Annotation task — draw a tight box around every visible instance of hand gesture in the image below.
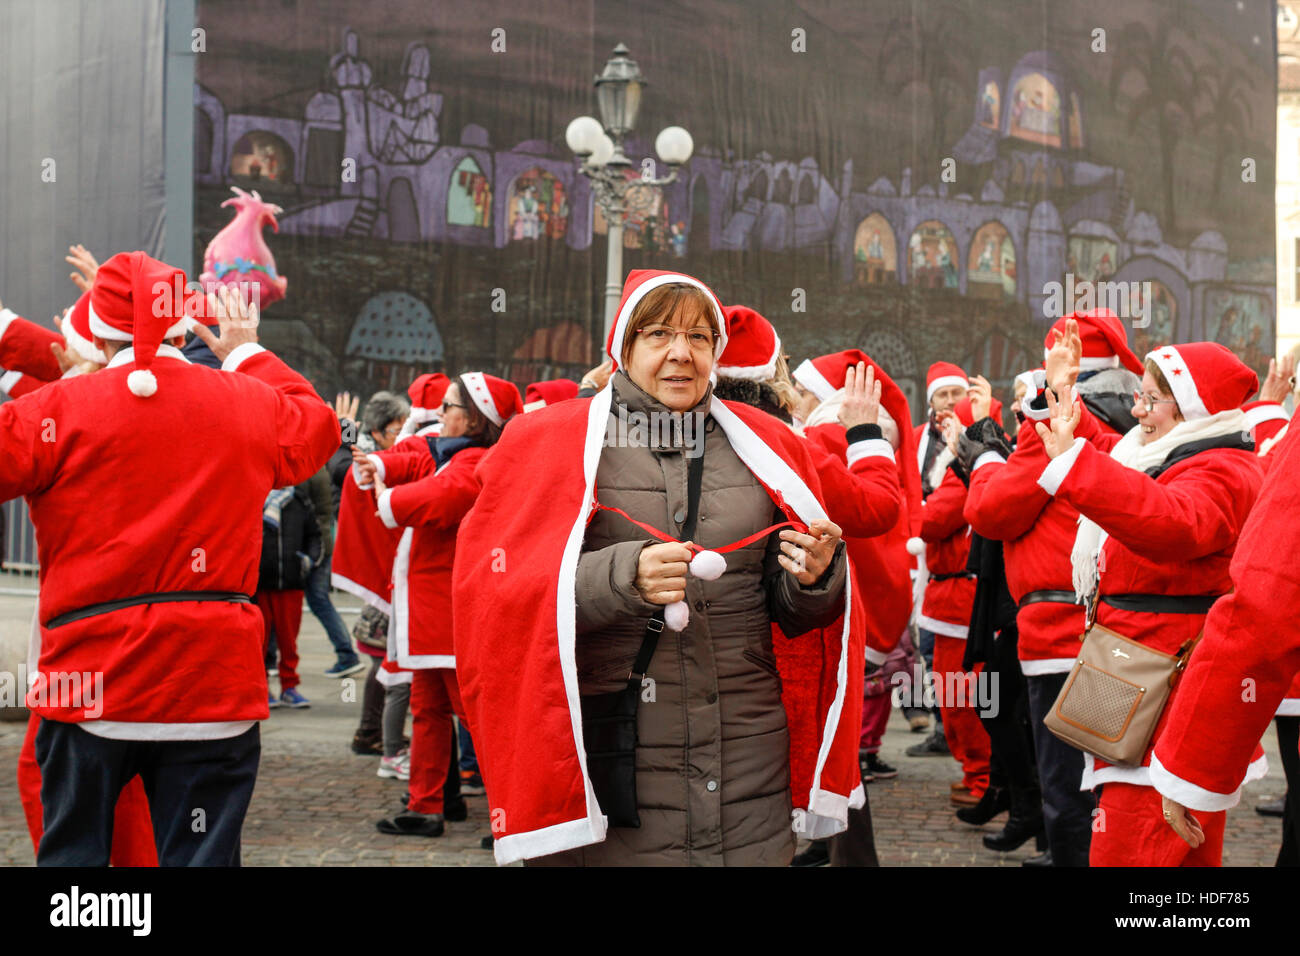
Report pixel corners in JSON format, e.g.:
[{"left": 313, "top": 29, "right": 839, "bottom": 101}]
[
  {"left": 778, "top": 518, "right": 842, "bottom": 586},
  {"left": 581, "top": 358, "right": 614, "bottom": 391},
  {"left": 1045, "top": 317, "right": 1082, "bottom": 398},
  {"left": 838, "top": 361, "right": 881, "bottom": 429},
  {"left": 1033, "top": 384, "right": 1081, "bottom": 459},
  {"left": 1161, "top": 795, "right": 1205, "bottom": 849},
  {"left": 635, "top": 540, "right": 693, "bottom": 605},
  {"left": 942, "top": 412, "right": 963, "bottom": 455},
  {"left": 968, "top": 374, "right": 993, "bottom": 421},
  {"left": 66, "top": 244, "right": 100, "bottom": 294},
  {"left": 191, "top": 285, "right": 260, "bottom": 362},
  {"left": 351, "top": 445, "right": 378, "bottom": 486},
  {"left": 1259, "top": 353, "right": 1297, "bottom": 404},
  {"left": 50, "top": 310, "right": 103, "bottom": 375},
  {"left": 335, "top": 391, "right": 360, "bottom": 422}
]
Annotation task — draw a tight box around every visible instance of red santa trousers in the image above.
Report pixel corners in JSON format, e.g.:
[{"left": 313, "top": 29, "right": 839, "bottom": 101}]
[
  {"left": 859, "top": 691, "right": 893, "bottom": 753},
  {"left": 1090, "top": 782, "right": 1225, "bottom": 867},
  {"left": 409, "top": 668, "right": 467, "bottom": 815},
  {"left": 933, "top": 634, "right": 990, "bottom": 795},
  {"left": 18, "top": 712, "right": 158, "bottom": 865},
  {"left": 256, "top": 590, "right": 303, "bottom": 690}
]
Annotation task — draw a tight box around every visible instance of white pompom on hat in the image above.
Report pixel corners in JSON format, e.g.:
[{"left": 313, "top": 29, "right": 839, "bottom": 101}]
[{"left": 89, "top": 251, "right": 191, "bottom": 398}]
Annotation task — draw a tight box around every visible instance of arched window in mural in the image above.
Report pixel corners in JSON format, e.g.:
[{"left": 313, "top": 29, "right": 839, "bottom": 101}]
[
  {"left": 447, "top": 156, "right": 492, "bottom": 227},
  {"left": 908, "top": 220, "right": 959, "bottom": 290},
  {"left": 230, "top": 130, "right": 295, "bottom": 184},
  {"left": 508, "top": 168, "right": 568, "bottom": 241},
  {"left": 1205, "top": 288, "right": 1271, "bottom": 378},
  {"left": 771, "top": 168, "right": 793, "bottom": 204},
  {"left": 967, "top": 222, "right": 1016, "bottom": 299},
  {"left": 742, "top": 169, "right": 769, "bottom": 203},
  {"left": 1068, "top": 92, "right": 1085, "bottom": 149},
  {"left": 594, "top": 170, "right": 670, "bottom": 251},
  {"left": 978, "top": 81, "right": 1000, "bottom": 129},
  {"left": 797, "top": 175, "right": 816, "bottom": 205},
  {"left": 853, "top": 213, "right": 897, "bottom": 285},
  {"left": 1011, "top": 158, "right": 1026, "bottom": 185},
  {"left": 1007, "top": 72, "right": 1062, "bottom": 148},
  {"left": 1051, "top": 164, "right": 1066, "bottom": 189},
  {"left": 1066, "top": 235, "right": 1118, "bottom": 283},
  {"left": 1030, "top": 158, "right": 1047, "bottom": 188},
  {"left": 1131, "top": 280, "right": 1179, "bottom": 361}
]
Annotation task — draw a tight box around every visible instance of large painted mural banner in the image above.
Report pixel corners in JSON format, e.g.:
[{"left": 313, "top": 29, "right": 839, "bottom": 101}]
[{"left": 193, "top": 0, "right": 1277, "bottom": 416}]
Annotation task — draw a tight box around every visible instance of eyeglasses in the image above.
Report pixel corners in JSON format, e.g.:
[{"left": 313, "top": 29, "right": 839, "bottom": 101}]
[
  {"left": 633, "top": 325, "right": 717, "bottom": 352},
  {"left": 383, "top": 423, "right": 403, "bottom": 435},
  {"left": 1132, "top": 390, "right": 1178, "bottom": 414},
  {"left": 440, "top": 400, "right": 468, "bottom": 413}
]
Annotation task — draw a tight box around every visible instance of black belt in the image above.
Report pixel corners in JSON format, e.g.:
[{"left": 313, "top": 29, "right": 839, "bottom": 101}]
[
  {"left": 1100, "top": 593, "right": 1219, "bottom": 615},
  {"left": 1018, "top": 589, "right": 1080, "bottom": 609},
  {"left": 931, "top": 571, "right": 976, "bottom": 582},
  {"left": 45, "top": 591, "right": 254, "bottom": 629}
]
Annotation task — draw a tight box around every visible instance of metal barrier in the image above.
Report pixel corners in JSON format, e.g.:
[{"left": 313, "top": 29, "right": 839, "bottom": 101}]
[{"left": 2, "top": 498, "right": 38, "bottom": 574}]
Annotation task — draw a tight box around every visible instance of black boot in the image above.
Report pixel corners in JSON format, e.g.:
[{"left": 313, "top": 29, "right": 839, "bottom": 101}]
[
  {"left": 982, "top": 782, "right": 1045, "bottom": 852},
  {"left": 791, "top": 840, "right": 831, "bottom": 867},
  {"left": 956, "top": 785, "right": 1010, "bottom": 826},
  {"left": 1022, "top": 848, "right": 1053, "bottom": 867}
]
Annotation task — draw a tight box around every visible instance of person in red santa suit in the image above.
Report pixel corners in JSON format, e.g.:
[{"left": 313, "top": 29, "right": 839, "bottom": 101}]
[
  {"left": 523, "top": 377, "right": 580, "bottom": 412},
  {"left": 354, "top": 373, "right": 522, "bottom": 837},
  {"left": 452, "top": 270, "right": 861, "bottom": 866},
  {"left": 1034, "top": 335, "right": 1264, "bottom": 866},
  {"left": 915, "top": 393, "right": 1001, "bottom": 808},
  {"left": 0, "top": 252, "right": 337, "bottom": 866},
  {"left": 1153, "top": 424, "right": 1300, "bottom": 860},
  {"left": 963, "top": 310, "right": 1142, "bottom": 866}
]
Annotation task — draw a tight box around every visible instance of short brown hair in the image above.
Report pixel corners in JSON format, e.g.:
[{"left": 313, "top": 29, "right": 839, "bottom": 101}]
[
  {"left": 1144, "top": 357, "right": 1173, "bottom": 397},
  {"left": 620, "top": 283, "right": 719, "bottom": 367},
  {"left": 454, "top": 375, "right": 505, "bottom": 446}
]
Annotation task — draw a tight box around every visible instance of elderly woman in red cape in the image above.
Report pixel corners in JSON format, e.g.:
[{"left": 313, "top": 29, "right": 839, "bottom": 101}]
[{"left": 453, "top": 270, "right": 864, "bottom": 865}]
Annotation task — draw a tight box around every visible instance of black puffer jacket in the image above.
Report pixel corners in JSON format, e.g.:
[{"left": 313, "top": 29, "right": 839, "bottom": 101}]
[{"left": 257, "top": 485, "right": 322, "bottom": 591}]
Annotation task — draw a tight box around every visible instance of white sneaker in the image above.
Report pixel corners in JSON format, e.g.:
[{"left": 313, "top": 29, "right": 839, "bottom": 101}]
[{"left": 377, "top": 754, "right": 410, "bottom": 781}]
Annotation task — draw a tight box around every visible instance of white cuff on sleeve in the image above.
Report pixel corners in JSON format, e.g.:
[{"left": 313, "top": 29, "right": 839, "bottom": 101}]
[
  {"left": 221, "top": 342, "right": 266, "bottom": 372},
  {"left": 1149, "top": 752, "right": 1247, "bottom": 813},
  {"left": 376, "top": 488, "right": 399, "bottom": 529},
  {"left": 369, "top": 454, "right": 385, "bottom": 483},
  {"left": 846, "top": 437, "right": 894, "bottom": 466},
  {"left": 0, "top": 308, "right": 17, "bottom": 340},
  {"left": 0, "top": 370, "right": 21, "bottom": 393},
  {"left": 971, "top": 451, "right": 1005, "bottom": 472},
  {"left": 1036, "top": 437, "right": 1085, "bottom": 496}
]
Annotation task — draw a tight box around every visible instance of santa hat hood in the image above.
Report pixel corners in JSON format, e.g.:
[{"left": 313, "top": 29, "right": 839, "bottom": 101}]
[
  {"left": 1044, "top": 308, "right": 1142, "bottom": 375},
  {"left": 925, "top": 361, "right": 969, "bottom": 404},
  {"left": 1145, "top": 343, "right": 1259, "bottom": 422},
  {"left": 406, "top": 373, "right": 451, "bottom": 426},
  {"left": 717, "top": 305, "right": 781, "bottom": 381},
  {"left": 524, "top": 378, "right": 580, "bottom": 412},
  {"left": 460, "top": 371, "right": 523, "bottom": 426},
  {"left": 63, "top": 292, "right": 108, "bottom": 365},
  {"left": 954, "top": 394, "right": 1005, "bottom": 428},
  {"left": 89, "top": 251, "right": 191, "bottom": 398},
  {"left": 794, "top": 349, "right": 923, "bottom": 538},
  {"left": 605, "top": 270, "right": 728, "bottom": 371}
]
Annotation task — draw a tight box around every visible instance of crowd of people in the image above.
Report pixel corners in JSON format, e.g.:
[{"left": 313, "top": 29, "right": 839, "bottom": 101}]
[{"left": 2, "top": 249, "right": 1299, "bottom": 867}]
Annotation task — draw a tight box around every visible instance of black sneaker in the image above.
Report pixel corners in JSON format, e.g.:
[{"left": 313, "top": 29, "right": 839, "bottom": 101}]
[
  {"left": 480, "top": 835, "right": 494, "bottom": 850},
  {"left": 444, "top": 798, "right": 469, "bottom": 822},
  {"left": 863, "top": 753, "right": 899, "bottom": 779},
  {"left": 905, "top": 730, "right": 950, "bottom": 757}
]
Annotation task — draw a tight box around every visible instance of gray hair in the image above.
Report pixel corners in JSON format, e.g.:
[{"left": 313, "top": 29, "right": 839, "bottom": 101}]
[{"left": 362, "top": 391, "right": 410, "bottom": 434}]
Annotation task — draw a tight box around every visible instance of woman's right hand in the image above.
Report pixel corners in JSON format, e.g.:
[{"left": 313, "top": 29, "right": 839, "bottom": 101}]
[
  {"left": 635, "top": 540, "right": 693, "bottom": 605},
  {"left": 351, "top": 445, "right": 377, "bottom": 486}
]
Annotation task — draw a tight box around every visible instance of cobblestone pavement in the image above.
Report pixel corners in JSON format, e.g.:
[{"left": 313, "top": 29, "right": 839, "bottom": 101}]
[{"left": 0, "top": 584, "right": 1288, "bottom": 866}]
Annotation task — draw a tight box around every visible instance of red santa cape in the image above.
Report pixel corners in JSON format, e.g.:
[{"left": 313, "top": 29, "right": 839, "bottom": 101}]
[{"left": 453, "top": 269, "right": 863, "bottom": 864}]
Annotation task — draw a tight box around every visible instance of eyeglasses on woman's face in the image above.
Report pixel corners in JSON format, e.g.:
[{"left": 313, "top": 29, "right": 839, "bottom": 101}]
[
  {"left": 1131, "top": 390, "right": 1178, "bottom": 415},
  {"left": 633, "top": 325, "right": 717, "bottom": 352},
  {"left": 440, "top": 400, "right": 468, "bottom": 413}
]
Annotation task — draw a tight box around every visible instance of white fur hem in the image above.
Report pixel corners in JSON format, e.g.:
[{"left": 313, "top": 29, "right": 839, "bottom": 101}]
[
  {"left": 972, "top": 451, "right": 1005, "bottom": 472},
  {"left": 493, "top": 815, "right": 608, "bottom": 865},
  {"left": 1276, "top": 698, "right": 1300, "bottom": 717},
  {"left": 0, "top": 370, "right": 22, "bottom": 394},
  {"left": 329, "top": 572, "right": 392, "bottom": 615},
  {"left": 865, "top": 645, "right": 888, "bottom": 666},
  {"left": 1019, "top": 657, "right": 1077, "bottom": 676},
  {"left": 1148, "top": 752, "right": 1270, "bottom": 812},
  {"left": 1244, "top": 403, "right": 1289, "bottom": 429},
  {"left": 377, "top": 488, "right": 399, "bottom": 529},
  {"left": 917, "top": 614, "right": 969, "bottom": 639}
]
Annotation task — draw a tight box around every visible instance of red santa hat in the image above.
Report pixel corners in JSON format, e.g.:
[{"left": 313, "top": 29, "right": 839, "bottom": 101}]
[
  {"left": 89, "top": 252, "right": 191, "bottom": 398},
  {"left": 63, "top": 292, "right": 108, "bottom": 365},
  {"left": 1044, "top": 308, "right": 1142, "bottom": 374},
  {"left": 524, "top": 378, "right": 579, "bottom": 412},
  {"left": 605, "top": 269, "right": 728, "bottom": 371},
  {"left": 1145, "top": 343, "right": 1259, "bottom": 422},
  {"left": 406, "top": 372, "right": 451, "bottom": 426},
  {"left": 925, "top": 361, "right": 969, "bottom": 403},
  {"left": 460, "top": 372, "right": 523, "bottom": 427},
  {"left": 717, "top": 305, "right": 782, "bottom": 381},
  {"left": 953, "top": 394, "right": 1005, "bottom": 428}
]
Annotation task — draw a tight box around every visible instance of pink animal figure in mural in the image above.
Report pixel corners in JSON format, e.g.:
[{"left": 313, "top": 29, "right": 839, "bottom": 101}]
[{"left": 199, "top": 186, "right": 288, "bottom": 309}]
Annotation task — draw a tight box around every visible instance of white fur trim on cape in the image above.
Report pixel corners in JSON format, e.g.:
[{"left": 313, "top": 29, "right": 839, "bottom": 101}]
[
  {"left": 221, "top": 341, "right": 266, "bottom": 372},
  {"left": 375, "top": 666, "right": 413, "bottom": 687},
  {"left": 78, "top": 719, "right": 256, "bottom": 741},
  {"left": 917, "top": 613, "right": 969, "bottom": 640},
  {"left": 972, "top": 451, "right": 1005, "bottom": 472},
  {"left": 927, "top": 446, "right": 955, "bottom": 492},
  {"left": 792, "top": 358, "right": 834, "bottom": 401},
  {"left": 0, "top": 370, "right": 21, "bottom": 394},
  {"left": 1148, "top": 752, "right": 1270, "bottom": 812},
  {"left": 0, "top": 308, "right": 17, "bottom": 341},
  {"left": 865, "top": 645, "right": 888, "bottom": 667},
  {"left": 330, "top": 571, "right": 393, "bottom": 616},
  {"left": 1276, "top": 698, "right": 1300, "bottom": 717},
  {"left": 926, "top": 374, "right": 968, "bottom": 403},
  {"left": 376, "top": 488, "right": 399, "bottom": 529},
  {"left": 915, "top": 424, "right": 933, "bottom": 474},
  {"left": 1260, "top": 422, "right": 1289, "bottom": 457},
  {"left": 1018, "top": 657, "right": 1078, "bottom": 676},
  {"left": 607, "top": 273, "right": 728, "bottom": 371},
  {"left": 1145, "top": 346, "right": 1209, "bottom": 421},
  {"left": 846, "top": 437, "right": 894, "bottom": 466},
  {"left": 390, "top": 524, "right": 455, "bottom": 670}
]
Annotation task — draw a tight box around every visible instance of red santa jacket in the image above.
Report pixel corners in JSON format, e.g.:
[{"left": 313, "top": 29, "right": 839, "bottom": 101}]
[
  {"left": 1251, "top": 412, "right": 1300, "bottom": 713},
  {"left": 374, "top": 439, "right": 487, "bottom": 668},
  {"left": 803, "top": 423, "right": 908, "bottom": 663},
  {"left": 1040, "top": 435, "right": 1264, "bottom": 790},
  {"left": 0, "top": 344, "right": 337, "bottom": 727},
  {"left": 1151, "top": 424, "right": 1300, "bottom": 811},
  {"left": 0, "top": 308, "right": 63, "bottom": 383},
  {"left": 1, "top": 369, "right": 51, "bottom": 399},
  {"left": 453, "top": 390, "right": 864, "bottom": 864},
  {"left": 964, "top": 408, "right": 1122, "bottom": 672},
  {"left": 918, "top": 467, "right": 975, "bottom": 637}
]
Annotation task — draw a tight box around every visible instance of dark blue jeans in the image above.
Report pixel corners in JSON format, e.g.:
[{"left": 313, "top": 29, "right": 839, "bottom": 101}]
[
  {"left": 306, "top": 554, "right": 358, "bottom": 665},
  {"left": 1026, "top": 672, "right": 1096, "bottom": 866}
]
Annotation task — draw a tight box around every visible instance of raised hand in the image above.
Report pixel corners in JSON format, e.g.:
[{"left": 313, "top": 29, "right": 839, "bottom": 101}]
[
  {"left": 838, "top": 361, "right": 882, "bottom": 429},
  {"left": 335, "top": 391, "right": 360, "bottom": 422},
  {"left": 1259, "top": 353, "right": 1297, "bottom": 404},
  {"left": 968, "top": 374, "right": 993, "bottom": 421},
  {"left": 581, "top": 358, "right": 615, "bottom": 392},
  {"left": 191, "top": 285, "right": 260, "bottom": 362},
  {"left": 66, "top": 244, "right": 100, "bottom": 294},
  {"left": 1033, "top": 383, "right": 1081, "bottom": 459},
  {"left": 1045, "top": 317, "right": 1083, "bottom": 398}
]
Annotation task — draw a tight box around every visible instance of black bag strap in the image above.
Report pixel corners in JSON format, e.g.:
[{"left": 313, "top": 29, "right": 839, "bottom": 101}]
[{"left": 629, "top": 432, "right": 706, "bottom": 682}]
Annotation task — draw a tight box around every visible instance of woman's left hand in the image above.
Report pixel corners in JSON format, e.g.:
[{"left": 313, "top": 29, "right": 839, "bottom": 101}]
[
  {"left": 1161, "top": 795, "right": 1205, "bottom": 849},
  {"left": 778, "top": 518, "right": 842, "bottom": 585},
  {"left": 838, "top": 361, "right": 881, "bottom": 429},
  {"left": 1033, "top": 384, "right": 1081, "bottom": 459}
]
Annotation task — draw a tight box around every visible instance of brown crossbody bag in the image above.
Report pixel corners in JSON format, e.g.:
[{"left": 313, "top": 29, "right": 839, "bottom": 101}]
[{"left": 1042, "top": 591, "right": 1211, "bottom": 766}]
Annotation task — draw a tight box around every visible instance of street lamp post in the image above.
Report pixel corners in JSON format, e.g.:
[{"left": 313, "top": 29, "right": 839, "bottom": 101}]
[{"left": 566, "top": 43, "right": 694, "bottom": 338}]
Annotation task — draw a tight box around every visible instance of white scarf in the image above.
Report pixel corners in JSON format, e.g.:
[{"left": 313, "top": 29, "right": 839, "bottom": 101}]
[{"left": 1070, "top": 408, "right": 1250, "bottom": 601}]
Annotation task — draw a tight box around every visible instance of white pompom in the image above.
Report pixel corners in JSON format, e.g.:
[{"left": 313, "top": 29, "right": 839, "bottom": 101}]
[
  {"left": 689, "top": 549, "right": 726, "bottom": 581},
  {"left": 664, "top": 600, "right": 690, "bottom": 632},
  {"left": 127, "top": 369, "right": 157, "bottom": 398},
  {"left": 905, "top": 536, "right": 925, "bottom": 557}
]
